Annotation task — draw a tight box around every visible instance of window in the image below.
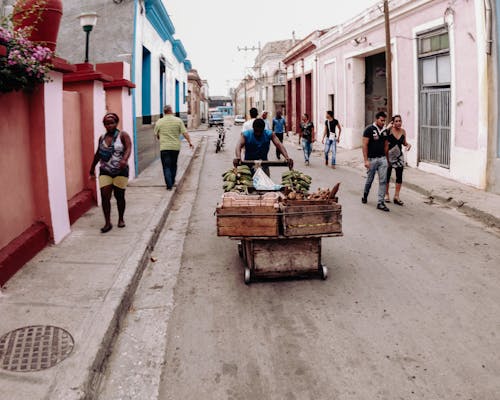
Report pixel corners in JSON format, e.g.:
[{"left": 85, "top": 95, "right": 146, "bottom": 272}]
[
  {"left": 418, "top": 28, "right": 450, "bottom": 88},
  {"left": 419, "top": 32, "right": 449, "bottom": 55}
]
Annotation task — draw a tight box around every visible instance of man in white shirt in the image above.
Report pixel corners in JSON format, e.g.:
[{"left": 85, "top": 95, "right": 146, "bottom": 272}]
[
  {"left": 242, "top": 107, "right": 259, "bottom": 132},
  {"left": 261, "top": 110, "right": 270, "bottom": 130}
]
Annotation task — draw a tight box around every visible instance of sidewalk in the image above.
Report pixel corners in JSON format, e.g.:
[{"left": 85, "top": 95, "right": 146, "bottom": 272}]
[
  {"left": 286, "top": 132, "right": 500, "bottom": 229},
  {"left": 0, "top": 137, "right": 204, "bottom": 400}
]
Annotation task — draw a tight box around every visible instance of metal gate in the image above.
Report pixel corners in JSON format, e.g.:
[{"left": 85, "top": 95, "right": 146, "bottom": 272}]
[{"left": 419, "top": 88, "right": 451, "bottom": 168}]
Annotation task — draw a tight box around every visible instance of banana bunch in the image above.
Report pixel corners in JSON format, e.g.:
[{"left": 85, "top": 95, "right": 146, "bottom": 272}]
[
  {"left": 222, "top": 165, "right": 254, "bottom": 193},
  {"left": 281, "top": 170, "right": 312, "bottom": 194}
]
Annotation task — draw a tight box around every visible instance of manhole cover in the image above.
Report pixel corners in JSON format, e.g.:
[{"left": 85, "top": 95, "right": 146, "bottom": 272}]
[{"left": 0, "top": 325, "right": 74, "bottom": 372}]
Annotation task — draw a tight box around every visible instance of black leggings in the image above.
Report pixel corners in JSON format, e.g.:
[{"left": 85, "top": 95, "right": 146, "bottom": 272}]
[
  {"left": 275, "top": 132, "right": 284, "bottom": 159},
  {"left": 387, "top": 165, "right": 403, "bottom": 184}
]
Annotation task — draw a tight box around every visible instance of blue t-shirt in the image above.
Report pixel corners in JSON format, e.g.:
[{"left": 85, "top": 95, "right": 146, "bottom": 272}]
[
  {"left": 272, "top": 117, "right": 286, "bottom": 133},
  {"left": 242, "top": 129, "right": 273, "bottom": 160}
]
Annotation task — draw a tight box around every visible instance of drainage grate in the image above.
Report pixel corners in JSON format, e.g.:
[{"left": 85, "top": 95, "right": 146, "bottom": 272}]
[{"left": 0, "top": 325, "right": 74, "bottom": 372}]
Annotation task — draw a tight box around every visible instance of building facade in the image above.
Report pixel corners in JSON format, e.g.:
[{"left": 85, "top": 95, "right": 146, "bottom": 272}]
[
  {"left": 314, "top": 0, "right": 498, "bottom": 191},
  {"left": 253, "top": 40, "right": 294, "bottom": 118},
  {"left": 233, "top": 76, "right": 256, "bottom": 119},
  {"left": 187, "top": 68, "right": 207, "bottom": 129},
  {"left": 283, "top": 31, "right": 327, "bottom": 134},
  {"left": 57, "top": 0, "right": 191, "bottom": 173}
]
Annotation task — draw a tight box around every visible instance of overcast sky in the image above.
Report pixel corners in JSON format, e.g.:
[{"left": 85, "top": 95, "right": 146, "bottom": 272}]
[{"left": 165, "top": 0, "right": 380, "bottom": 96}]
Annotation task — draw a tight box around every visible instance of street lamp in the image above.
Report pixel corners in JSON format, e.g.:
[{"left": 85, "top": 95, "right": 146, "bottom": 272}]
[{"left": 77, "top": 12, "right": 98, "bottom": 63}]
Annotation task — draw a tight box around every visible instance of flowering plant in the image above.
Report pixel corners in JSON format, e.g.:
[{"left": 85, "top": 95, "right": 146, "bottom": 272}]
[{"left": 0, "top": 20, "right": 53, "bottom": 93}]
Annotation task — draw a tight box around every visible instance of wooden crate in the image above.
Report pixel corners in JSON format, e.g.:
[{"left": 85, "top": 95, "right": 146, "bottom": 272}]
[
  {"left": 216, "top": 206, "right": 279, "bottom": 237},
  {"left": 282, "top": 202, "right": 342, "bottom": 236}
]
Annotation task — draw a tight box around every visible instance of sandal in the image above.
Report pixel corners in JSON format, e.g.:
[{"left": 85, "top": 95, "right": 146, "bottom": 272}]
[
  {"left": 384, "top": 196, "right": 391, "bottom": 203},
  {"left": 393, "top": 198, "right": 404, "bottom": 206},
  {"left": 100, "top": 224, "right": 113, "bottom": 233}
]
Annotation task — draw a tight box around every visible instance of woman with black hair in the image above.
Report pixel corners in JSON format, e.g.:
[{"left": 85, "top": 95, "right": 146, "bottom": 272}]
[
  {"left": 300, "top": 113, "right": 315, "bottom": 166},
  {"left": 90, "top": 112, "right": 132, "bottom": 233},
  {"left": 385, "top": 115, "right": 411, "bottom": 205}
]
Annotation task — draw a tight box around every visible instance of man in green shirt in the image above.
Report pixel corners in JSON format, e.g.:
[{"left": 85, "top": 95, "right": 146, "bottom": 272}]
[{"left": 154, "top": 105, "right": 193, "bottom": 190}]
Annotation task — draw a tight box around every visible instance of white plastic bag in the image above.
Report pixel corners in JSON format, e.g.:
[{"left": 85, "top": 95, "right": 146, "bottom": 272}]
[{"left": 253, "top": 167, "right": 282, "bottom": 191}]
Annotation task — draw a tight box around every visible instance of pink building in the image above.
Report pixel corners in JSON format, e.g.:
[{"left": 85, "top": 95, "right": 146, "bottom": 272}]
[
  {"left": 314, "top": 0, "right": 497, "bottom": 191},
  {"left": 283, "top": 30, "right": 327, "bottom": 135}
]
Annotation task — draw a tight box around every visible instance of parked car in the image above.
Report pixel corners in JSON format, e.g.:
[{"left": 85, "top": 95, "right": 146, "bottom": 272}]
[
  {"left": 209, "top": 112, "right": 224, "bottom": 127},
  {"left": 234, "top": 115, "right": 245, "bottom": 125}
]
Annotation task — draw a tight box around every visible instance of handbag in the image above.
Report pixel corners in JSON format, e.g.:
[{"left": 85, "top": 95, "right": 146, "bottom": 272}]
[
  {"left": 388, "top": 144, "right": 404, "bottom": 168},
  {"left": 98, "top": 130, "right": 119, "bottom": 162}
]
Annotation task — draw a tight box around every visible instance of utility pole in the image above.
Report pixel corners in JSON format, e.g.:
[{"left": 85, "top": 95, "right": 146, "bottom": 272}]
[
  {"left": 244, "top": 76, "right": 247, "bottom": 118},
  {"left": 238, "top": 43, "right": 262, "bottom": 116},
  {"left": 384, "top": 0, "right": 393, "bottom": 118}
]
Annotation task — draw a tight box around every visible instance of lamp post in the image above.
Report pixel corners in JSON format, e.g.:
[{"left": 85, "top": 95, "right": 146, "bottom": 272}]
[{"left": 77, "top": 12, "right": 98, "bottom": 63}]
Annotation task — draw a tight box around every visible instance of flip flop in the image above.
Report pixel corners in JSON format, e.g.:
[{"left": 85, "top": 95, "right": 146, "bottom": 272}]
[{"left": 100, "top": 224, "right": 113, "bottom": 233}]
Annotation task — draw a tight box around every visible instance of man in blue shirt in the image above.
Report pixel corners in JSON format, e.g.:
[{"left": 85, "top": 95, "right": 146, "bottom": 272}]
[
  {"left": 272, "top": 110, "right": 287, "bottom": 160},
  {"left": 234, "top": 119, "right": 293, "bottom": 175}
]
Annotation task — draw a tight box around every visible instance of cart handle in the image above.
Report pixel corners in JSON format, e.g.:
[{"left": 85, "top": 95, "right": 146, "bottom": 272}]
[{"left": 240, "top": 160, "right": 289, "bottom": 167}]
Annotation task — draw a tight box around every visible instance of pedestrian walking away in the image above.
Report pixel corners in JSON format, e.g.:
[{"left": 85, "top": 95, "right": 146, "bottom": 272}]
[
  {"left": 261, "top": 110, "right": 271, "bottom": 130},
  {"left": 242, "top": 107, "right": 259, "bottom": 132},
  {"left": 89, "top": 112, "right": 132, "bottom": 233},
  {"left": 234, "top": 118, "right": 293, "bottom": 176},
  {"left": 300, "top": 113, "right": 315, "bottom": 166},
  {"left": 272, "top": 110, "right": 286, "bottom": 160},
  {"left": 361, "top": 111, "right": 390, "bottom": 212},
  {"left": 322, "top": 110, "right": 342, "bottom": 168},
  {"left": 155, "top": 105, "right": 194, "bottom": 190},
  {"left": 385, "top": 114, "right": 412, "bottom": 206}
]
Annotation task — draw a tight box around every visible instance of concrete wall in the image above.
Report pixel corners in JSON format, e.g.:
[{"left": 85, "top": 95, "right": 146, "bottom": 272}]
[
  {"left": 57, "top": 0, "right": 134, "bottom": 66},
  {"left": 0, "top": 92, "right": 37, "bottom": 249},
  {"left": 63, "top": 91, "right": 84, "bottom": 200}
]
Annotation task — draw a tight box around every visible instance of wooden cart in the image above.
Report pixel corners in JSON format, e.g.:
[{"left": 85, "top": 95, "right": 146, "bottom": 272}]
[
  {"left": 216, "top": 161, "right": 343, "bottom": 284},
  {"left": 233, "top": 233, "right": 341, "bottom": 284}
]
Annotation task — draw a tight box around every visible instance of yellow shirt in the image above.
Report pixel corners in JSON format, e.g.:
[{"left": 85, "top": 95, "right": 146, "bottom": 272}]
[{"left": 154, "top": 114, "right": 187, "bottom": 151}]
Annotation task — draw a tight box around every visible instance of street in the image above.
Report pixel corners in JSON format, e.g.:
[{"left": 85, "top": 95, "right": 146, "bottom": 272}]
[{"left": 101, "top": 122, "right": 500, "bottom": 400}]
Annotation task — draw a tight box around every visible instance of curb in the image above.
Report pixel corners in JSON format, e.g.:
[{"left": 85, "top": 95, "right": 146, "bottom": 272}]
[
  {"left": 341, "top": 153, "right": 500, "bottom": 230},
  {"left": 50, "top": 139, "right": 204, "bottom": 400},
  {"left": 402, "top": 180, "right": 500, "bottom": 230}
]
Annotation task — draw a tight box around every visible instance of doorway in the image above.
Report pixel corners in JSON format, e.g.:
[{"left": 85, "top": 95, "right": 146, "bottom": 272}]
[{"left": 364, "top": 52, "right": 387, "bottom": 126}]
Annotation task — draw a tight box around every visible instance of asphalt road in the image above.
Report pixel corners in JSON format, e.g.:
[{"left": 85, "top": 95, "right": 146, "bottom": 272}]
[{"left": 157, "top": 122, "right": 500, "bottom": 399}]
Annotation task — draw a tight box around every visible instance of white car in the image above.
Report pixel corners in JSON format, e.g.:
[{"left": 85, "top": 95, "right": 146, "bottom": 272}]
[{"left": 234, "top": 115, "right": 245, "bottom": 125}]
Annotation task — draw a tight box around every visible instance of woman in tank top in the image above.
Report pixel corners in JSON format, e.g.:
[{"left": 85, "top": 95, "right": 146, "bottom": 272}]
[
  {"left": 385, "top": 115, "right": 411, "bottom": 205},
  {"left": 90, "top": 113, "right": 132, "bottom": 233}
]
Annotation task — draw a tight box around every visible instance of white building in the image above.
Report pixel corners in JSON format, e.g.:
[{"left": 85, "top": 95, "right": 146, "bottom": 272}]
[{"left": 57, "top": 0, "right": 191, "bottom": 172}]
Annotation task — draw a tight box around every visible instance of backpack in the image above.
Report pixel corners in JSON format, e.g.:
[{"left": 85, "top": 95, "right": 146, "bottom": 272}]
[{"left": 98, "top": 130, "right": 119, "bottom": 162}]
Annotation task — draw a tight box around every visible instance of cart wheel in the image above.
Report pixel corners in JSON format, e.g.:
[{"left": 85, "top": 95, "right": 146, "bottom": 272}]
[
  {"left": 320, "top": 265, "right": 328, "bottom": 280},
  {"left": 238, "top": 242, "right": 243, "bottom": 258},
  {"left": 244, "top": 268, "right": 251, "bottom": 284}
]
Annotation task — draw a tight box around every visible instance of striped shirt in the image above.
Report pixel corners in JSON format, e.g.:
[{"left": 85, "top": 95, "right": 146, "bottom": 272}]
[{"left": 154, "top": 114, "right": 187, "bottom": 151}]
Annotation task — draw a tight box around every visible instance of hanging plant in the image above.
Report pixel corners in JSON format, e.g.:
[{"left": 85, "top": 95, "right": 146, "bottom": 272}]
[{"left": 0, "top": 16, "right": 53, "bottom": 93}]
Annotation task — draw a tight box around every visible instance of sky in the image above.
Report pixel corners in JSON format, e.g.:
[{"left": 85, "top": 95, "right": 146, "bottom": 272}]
[{"left": 165, "top": 0, "right": 380, "bottom": 96}]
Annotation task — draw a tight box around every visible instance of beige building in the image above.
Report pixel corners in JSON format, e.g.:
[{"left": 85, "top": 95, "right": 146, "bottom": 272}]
[
  {"left": 234, "top": 76, "right": 256, "bottom": 119},
  {"left": 253, "top": 40, "right": 294, "bottom": 118},
  {"left": 187, "top": 69, "right": 205, "bottom": 129}
]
